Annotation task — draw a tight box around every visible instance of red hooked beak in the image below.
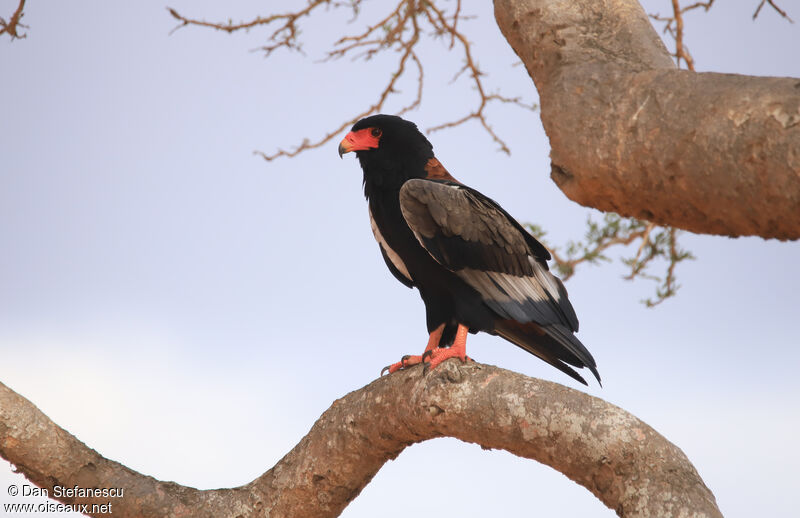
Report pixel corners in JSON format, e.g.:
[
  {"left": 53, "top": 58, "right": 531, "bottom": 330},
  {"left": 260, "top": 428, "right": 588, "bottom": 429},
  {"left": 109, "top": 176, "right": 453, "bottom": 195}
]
[{"left": 338, "top": 128, "right": 381, "bottom": 158}]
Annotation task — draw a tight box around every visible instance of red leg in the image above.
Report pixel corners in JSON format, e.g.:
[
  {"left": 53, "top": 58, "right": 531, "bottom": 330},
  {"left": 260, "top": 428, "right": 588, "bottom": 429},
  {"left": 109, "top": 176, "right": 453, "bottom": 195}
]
[
  {"left": 424, "top": 323, "right": 469, "bottom": 371},
  {"left": 381, "top": 324, "right": 445, "bottom": 375}
]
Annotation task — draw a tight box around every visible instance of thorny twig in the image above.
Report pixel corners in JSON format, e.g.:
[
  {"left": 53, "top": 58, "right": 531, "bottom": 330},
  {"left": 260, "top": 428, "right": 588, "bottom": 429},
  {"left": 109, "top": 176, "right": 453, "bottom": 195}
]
[
  {"left": 0, "top": 0, "right": 27, "bottom": 40},
  {"left": 168, "top": 0, "right": 535, "bottom": 160},
  {"left": 526, "top": 215, "right": 694, "bottom": 308}
]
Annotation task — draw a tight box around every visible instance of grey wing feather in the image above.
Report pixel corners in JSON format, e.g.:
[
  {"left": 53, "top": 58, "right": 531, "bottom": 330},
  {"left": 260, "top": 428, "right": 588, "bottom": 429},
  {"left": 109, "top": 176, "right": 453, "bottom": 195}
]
[{"left": 400, "top": 179, "right": 578, "bottom": 331}]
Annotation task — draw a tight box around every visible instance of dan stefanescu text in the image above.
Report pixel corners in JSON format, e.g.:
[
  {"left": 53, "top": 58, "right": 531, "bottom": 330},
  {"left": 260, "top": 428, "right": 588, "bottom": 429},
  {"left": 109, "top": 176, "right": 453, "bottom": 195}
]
[{"left": 22, "top": 484, "right": 124, "bottom": 498}]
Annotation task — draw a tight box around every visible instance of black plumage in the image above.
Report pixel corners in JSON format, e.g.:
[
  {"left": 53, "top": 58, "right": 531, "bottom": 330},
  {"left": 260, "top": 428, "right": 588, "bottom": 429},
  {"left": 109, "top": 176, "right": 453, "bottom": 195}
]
[{"left": 338, "top": 114, "right": 600, "bottom": 385}]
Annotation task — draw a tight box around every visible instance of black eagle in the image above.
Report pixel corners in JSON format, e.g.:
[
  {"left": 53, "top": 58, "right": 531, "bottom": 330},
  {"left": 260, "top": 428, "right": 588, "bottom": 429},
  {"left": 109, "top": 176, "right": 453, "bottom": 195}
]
[{"left": 339, "top": 115, "right": 600, "bottom": 385}]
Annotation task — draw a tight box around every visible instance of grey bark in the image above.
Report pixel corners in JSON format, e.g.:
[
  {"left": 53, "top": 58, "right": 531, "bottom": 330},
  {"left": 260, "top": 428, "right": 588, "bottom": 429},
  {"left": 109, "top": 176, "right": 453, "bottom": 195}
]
[
  {"left": 1, "top": 362, "right": 722, "bottom": 517},
  {"left": 494, "top": 0, "right": 800, "bottom": 240}
]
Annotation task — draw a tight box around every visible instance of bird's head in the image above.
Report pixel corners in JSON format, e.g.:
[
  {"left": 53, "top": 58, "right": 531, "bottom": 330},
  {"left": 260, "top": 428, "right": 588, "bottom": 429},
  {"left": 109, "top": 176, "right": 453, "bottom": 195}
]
[{"left": 339, "top": 115, "right": 434, "bottom": 191}]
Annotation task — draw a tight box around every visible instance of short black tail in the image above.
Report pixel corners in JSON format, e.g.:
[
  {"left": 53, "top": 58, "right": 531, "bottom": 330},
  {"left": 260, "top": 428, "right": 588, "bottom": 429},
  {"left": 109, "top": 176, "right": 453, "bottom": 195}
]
[{"left": 495, "top": 320, "right": 601, "bottom": 386}]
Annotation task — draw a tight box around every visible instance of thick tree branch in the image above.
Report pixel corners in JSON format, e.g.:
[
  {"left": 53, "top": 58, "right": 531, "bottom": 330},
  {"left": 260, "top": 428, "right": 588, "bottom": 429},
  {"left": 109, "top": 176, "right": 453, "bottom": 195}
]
[
  {"left": 2, "top": 362, "right": 721, "bottom": 517},
  {"left": 494, "top": 0, "right": 800, "bottom": 240}
]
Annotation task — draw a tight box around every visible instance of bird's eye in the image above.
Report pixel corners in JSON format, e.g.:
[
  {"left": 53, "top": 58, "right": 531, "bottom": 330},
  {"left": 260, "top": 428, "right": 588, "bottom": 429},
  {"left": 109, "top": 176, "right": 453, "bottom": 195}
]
[{"left": 371, "top": 128, "right": 382, "bottom": 138}]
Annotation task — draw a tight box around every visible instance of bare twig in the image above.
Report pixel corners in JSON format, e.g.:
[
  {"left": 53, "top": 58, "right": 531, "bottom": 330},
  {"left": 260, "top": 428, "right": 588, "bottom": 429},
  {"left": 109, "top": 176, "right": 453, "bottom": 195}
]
[
  {"left": 650, "top": 0, "right": 715, "bottom": 71},
  {"left": 255, "top": 4, "right": 424, "bottom": 162},
  {"left": 0, "top": 0, "right": 27, "bottom": 40},
  {"left": 672, "top": 0, "right": 694, "bottom": 70},
  {"left": 652, "top": 0, "right": 793, "bottom": 71},
  {"left": 753, "top": 0, "right": 794, "bottom": 22},
  {"left": 167, "top": 1, "right": 330, "bottom": 47},
  {"left": 419, "top": 1, "right": 536, "bottom": 153},
  {"left": 168, "top": 1, "right": 534, "bottom": 160}
]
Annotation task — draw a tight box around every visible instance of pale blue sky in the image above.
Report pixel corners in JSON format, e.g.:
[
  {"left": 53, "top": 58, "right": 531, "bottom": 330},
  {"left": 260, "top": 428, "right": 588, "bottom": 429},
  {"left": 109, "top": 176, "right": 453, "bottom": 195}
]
[{"left": 1, "top": 1, "right": 798, "bottom": 517}]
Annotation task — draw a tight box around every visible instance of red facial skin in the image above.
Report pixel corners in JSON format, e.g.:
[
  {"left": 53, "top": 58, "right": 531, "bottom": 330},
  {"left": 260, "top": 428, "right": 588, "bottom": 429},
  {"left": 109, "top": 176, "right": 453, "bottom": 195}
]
[{"left": 338, "top": 128, "right": 381, "bottom": 155}]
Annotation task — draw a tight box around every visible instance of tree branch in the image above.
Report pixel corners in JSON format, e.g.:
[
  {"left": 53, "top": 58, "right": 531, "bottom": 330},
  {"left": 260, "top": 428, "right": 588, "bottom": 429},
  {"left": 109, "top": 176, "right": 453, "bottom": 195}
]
[
  {"left": 0, "top": 0, "right": 27, "bottom": 40},
  {"left": 753, "top": 0, "right": 794, "bottom": 23},
  {"left": 1, "top": 362, "right": 721, "bottom": 517},
  {"left": 494, "top": 0, "right": 800, "bottom": 240},
  {"left": 649, "top": 0, "right": 716, "bottom": 72}
]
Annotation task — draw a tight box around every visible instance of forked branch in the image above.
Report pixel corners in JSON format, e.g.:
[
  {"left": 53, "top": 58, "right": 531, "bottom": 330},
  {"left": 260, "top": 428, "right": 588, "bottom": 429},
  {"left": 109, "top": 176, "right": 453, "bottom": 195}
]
[{"left": 753, "top": 0, "right": 794, "bottom": 22}]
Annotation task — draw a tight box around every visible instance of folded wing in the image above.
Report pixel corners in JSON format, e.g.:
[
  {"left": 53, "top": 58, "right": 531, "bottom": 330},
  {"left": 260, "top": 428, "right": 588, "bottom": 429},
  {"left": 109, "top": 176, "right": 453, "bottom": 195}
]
[{"left": 399, "top": 178, "right": 599, "bottom": 384}]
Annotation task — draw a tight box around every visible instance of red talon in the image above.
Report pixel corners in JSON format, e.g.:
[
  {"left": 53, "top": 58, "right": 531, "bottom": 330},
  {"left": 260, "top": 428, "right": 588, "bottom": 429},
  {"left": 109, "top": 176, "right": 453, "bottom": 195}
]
[
  {"left": 382, "top": 354, "right": 425, "bottom": 374},
  {"left": 382, "top": 323, "right": 474, "bottom": 375},
  {"left": 382, "top": 323, "right": 444, "bottom": 374}
]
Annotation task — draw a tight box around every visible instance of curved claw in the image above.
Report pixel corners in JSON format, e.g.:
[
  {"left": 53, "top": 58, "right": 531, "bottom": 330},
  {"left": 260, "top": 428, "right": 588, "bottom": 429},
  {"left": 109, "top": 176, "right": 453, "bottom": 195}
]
[
  {"left": 421, "top": 348, "right": 438, "bottom": 374},
  {"left": 380, "top": 354, "right": 425, "bottom": 376}
]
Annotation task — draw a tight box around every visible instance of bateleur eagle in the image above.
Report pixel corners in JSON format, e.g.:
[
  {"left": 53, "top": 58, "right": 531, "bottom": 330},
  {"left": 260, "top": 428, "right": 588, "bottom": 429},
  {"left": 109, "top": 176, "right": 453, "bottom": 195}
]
[{"left": 338, "top": 114, "right": 600, "bottom": 385}]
